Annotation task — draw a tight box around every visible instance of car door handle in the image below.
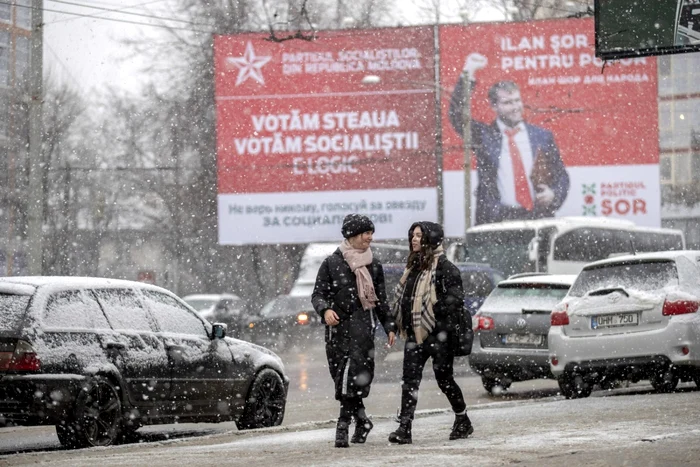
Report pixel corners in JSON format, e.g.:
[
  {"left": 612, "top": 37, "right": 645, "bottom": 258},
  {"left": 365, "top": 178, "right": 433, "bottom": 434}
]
[
  {"left": 166, "top": 344, "right": 187, "bottom": 353},
  {"left": 105, "top": 342, "right": 126, "bottom": 351}
]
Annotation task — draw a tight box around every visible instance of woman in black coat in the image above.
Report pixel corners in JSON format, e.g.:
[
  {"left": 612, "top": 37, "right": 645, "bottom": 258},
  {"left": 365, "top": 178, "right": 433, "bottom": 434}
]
[
  {"left": 312, "top": 214, "right": 397, "bottom": 448},
  {"left": 388, "top": 221, "right": 473, "bottom": 444}
]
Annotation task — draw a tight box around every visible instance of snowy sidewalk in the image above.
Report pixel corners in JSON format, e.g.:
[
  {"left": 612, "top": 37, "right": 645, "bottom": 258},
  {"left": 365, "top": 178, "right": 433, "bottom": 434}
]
[{"left": 4, "top": 389, "right": 700, "bottom": 466}]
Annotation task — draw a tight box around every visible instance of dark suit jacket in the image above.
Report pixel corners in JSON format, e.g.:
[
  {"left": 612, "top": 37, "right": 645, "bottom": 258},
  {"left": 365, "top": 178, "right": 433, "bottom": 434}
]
[{"left": 449, "top": 78, "right": 570, "bottom": 225}]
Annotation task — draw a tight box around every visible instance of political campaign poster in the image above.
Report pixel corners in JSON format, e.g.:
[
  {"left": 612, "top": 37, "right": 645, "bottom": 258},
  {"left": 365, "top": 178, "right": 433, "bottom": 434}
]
[
  {"left": 214, "top": 27, "right": 438, "bottom": 244},
  {"left": 440, "top": 17, "right": 660, "bottom": 235}
]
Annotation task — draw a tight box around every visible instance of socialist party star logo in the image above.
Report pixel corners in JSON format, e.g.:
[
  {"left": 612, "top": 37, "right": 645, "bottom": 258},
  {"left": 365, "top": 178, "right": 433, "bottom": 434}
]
[{"left": 226, "top": 42, "right": 272, "bottom": 86}]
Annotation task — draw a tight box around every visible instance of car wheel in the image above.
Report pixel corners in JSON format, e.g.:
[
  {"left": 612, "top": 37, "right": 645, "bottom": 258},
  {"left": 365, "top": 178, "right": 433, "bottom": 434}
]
[
  {"left": 481, "top": 376, "right": 497, "bottom": 393},
  {"left": 598, "top": 377, "right": 620, "bottom": 391},
  {"left": 650, "top": 368, "right": 679, "bottom": 393},
  {"left": 236, "top": 369, "right": 286, "bottom": 430},
  {"left": 481, "top": 376, "right": 511, "bottom": 395},
  {"left": 56, "top": 376, "right": 123, "bottom": 449},
  {"left": 558, "top": 373, "right": 592, "bottom": 399}
]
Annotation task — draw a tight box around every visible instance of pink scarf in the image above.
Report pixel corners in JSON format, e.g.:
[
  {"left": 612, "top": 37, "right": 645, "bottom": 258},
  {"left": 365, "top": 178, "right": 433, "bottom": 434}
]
[{"left": 339, "top": 240, "right": 378, "bottom": 311}]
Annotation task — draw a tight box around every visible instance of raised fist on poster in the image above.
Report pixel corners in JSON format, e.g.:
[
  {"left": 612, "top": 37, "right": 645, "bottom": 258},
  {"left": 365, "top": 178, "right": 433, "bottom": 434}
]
[{"left": 462, "top": 53, "right": 488, "bottom": 80}]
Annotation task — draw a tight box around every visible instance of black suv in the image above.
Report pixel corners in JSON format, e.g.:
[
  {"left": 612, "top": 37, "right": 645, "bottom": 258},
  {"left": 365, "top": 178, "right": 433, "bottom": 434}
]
[{"left": 0, "top": 277, "right": 288, "bottom": 448}]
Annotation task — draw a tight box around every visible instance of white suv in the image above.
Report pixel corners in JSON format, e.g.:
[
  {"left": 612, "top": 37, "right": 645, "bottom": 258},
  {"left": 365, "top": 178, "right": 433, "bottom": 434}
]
[{"left": 549, "top": 251, "right": 700, "bottom": 398}]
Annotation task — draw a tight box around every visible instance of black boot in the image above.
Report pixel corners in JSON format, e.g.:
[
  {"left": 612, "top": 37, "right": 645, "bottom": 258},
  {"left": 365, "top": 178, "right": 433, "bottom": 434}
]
[
  {"left": 388, "top": 418, "right": 412, "bottom": 445},
  {"left": 449, "top": 413, "right": 474, "bottom": 440},
  {"left": 351, "top": 412, "right": 373, "bottom": 444},
  {"left": 335, "top": 419, "right": 350, "bottom": 448}
]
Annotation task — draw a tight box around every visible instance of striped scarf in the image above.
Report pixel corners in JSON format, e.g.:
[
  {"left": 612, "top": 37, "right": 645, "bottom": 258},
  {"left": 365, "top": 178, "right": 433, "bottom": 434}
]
[{"left": 391, "top": 246, "right": 444, "bottom": 344}]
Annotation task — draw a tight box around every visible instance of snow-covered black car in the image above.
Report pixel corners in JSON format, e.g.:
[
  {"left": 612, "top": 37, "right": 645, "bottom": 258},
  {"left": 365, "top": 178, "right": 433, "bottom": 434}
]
[{"left": 0, "top": 277, "right": 288, "bottom": 449}]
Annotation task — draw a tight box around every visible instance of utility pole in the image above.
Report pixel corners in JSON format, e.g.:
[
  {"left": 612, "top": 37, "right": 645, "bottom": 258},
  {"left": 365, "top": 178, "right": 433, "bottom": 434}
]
[
  {"left": 461, "top": 72, "right": 473, "bottom": 231},
  {"left": 27, "top": 0, "right": 44, "bottom": 275},
  {"left": 433, "top": 24, "right": 444, "bottom": 226}
]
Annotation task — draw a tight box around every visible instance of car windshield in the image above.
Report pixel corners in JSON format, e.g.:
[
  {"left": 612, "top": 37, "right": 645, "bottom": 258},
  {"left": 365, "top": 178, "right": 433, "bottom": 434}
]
[
  {"left": 184, "top": 298, "right": 218, "bottom": 312},
  {"left": 466, "top": 229, "right": 536, "bottom": 277},
  {"left": 0, "top": 294, "right": 31, "bottom": 332},
  {"left": 569, "top": 260, "right": 679, "bottom": 298},
  {"left": 482, "top": 283, "right": 570, "bottom": 310},
  {"left": 261, "top": 296, "right": 313, "bottom": 318}
]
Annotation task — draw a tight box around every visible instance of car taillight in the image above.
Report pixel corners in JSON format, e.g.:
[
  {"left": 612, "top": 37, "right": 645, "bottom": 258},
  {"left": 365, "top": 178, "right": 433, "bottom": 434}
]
[
  {"left": 551, "top": 303, "right": 569, "bottom": 326},
  {"left": 297, "top": 312, "right": 310, "bottom": 325},
  {"left": 8, "top": 340, "right": 41, "bottom": 372},
  {"left": 475, "top": 316, "right": 494, "bottom": 331},
  {"left": 662, "top": 300, "right": 699, "bottom": 316}
]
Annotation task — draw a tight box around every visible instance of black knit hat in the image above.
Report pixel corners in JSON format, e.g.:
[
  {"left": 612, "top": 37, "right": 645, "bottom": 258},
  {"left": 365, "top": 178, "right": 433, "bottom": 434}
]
[
  {"left": 341, "top": 214, "right": 375, "bottom": 239},
  {"left": 408, "top": 221, "right": 444, "bottom": 248}
]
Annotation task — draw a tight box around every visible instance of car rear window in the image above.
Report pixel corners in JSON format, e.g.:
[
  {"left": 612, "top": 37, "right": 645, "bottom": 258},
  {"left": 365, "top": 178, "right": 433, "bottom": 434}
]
[
  {"left": 0, "top": 294, "right": 30, "bottom": 331},
  {"left": 481, "top": 283, "right": 570, "bottom": 312},
  {"left": 488, "top": 283, "right": 570, "bottom": 301},
  {"left": 569, "top": 260, "right": 679, "bottom": 298}
]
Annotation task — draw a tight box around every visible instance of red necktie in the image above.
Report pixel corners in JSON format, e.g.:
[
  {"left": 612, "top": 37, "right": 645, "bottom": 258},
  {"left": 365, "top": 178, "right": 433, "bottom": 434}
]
[{"left": 504, "top": 127, "right": 533, "bottom": 211}]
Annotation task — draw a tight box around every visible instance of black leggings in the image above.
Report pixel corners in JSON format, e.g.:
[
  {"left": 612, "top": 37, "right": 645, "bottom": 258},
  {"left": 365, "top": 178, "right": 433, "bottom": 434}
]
[
  {"left": 399, "top": 334, "right": 466, "bottom": 420},
  {"left": 339, "top": 397, "right": 365, "bottom": 422}
]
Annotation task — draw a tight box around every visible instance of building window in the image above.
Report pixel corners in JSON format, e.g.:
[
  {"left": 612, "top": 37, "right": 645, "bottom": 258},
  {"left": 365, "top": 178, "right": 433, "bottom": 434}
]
[
  {"left": 660, "top": 150, "right": 699, "bottom": 186},
  {"left": 0, "top": 31, "right": 9, "bottom": 86},
  {"left": 676, "top": 153, "right": 692, "bottom": 184},
  {"left": 16, "top": 0, "right": 31, "bottom": 30},
  {"left": 0, "top": 3, "right": 10, "bottom": 23},
  {"left": 14, "top": 35, "right": 29, "bottom": 86},
  {"left": 660, "top": 155, "right": 672, "bottom": 184}
]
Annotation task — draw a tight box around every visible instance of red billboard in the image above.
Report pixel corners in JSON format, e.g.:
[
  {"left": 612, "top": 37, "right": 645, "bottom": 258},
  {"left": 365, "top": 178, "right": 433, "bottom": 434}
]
[
  {"left": 439, "top": 18, "right": 660, "bottom": 234},
  {"left": 214, "top": 27, "right": 438, "bottom": 245}
]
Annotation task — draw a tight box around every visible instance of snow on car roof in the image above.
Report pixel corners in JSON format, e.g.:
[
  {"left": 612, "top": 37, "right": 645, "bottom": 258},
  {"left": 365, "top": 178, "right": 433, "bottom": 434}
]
[
  {"left": 500, "top": 274, "right": 577, "bottom": 286},
  {"left": 0, "top": 276, "right": 172, "bottom": 294},
  {"left": 582, "top": 250, "right": 700, "bottom": 270},
  {"left": 467, "top": 216, "right": 635, "bottom": 233},
  {"left": 182, "top": 293, "right": 240, "bottom": 301}
]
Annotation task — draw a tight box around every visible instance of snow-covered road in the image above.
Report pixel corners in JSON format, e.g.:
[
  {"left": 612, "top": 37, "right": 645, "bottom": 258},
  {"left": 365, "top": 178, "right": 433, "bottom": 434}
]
[{"left": 3, "top": 386, "right": 699, "bottom": 466}]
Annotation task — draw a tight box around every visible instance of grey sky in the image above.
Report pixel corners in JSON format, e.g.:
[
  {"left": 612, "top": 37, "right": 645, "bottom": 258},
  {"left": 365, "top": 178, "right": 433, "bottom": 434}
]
[{"left": 43, "top": 0, "right": 501, "bottom": 97}]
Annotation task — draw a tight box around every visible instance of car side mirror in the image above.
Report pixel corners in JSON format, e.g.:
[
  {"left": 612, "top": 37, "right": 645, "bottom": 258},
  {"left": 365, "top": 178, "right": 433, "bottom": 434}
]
[{"left": 212, "top": 323, "right": 227, "bottom": 339}]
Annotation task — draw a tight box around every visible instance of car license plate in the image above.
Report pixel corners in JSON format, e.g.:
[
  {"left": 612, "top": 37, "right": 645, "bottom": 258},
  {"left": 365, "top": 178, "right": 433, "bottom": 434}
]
[
  {"left": 591, "top": 313, "right": 638, "bottom": 329},
  {"left": 503, "top": 334, "right": 543, "bottom": 345}
]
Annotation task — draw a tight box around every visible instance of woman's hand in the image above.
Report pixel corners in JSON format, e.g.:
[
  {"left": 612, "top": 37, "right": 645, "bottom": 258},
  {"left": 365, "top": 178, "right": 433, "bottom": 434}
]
[
  {"left": 324, "top": 309, "right": 339, "bottom": 326},
  {"left": 387, "top": 331, "right": 396, "bottom": 347}
]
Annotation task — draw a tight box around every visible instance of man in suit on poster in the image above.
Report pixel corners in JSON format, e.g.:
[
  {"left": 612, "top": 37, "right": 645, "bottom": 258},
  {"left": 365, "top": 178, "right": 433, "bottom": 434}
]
[{"left": 449, "top": 54, "right": 570, "bottom": 226}]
